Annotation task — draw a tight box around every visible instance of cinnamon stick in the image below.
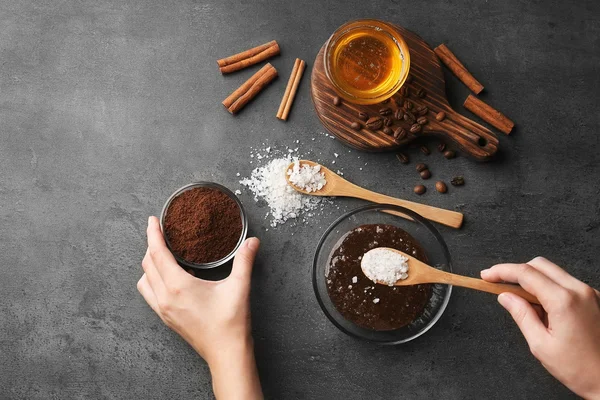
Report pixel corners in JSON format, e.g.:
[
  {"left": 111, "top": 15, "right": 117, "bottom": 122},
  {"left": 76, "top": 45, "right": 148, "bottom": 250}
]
[
  {"left": 223, "top": 63, "right": 277, "bottom": 114},
  {"left": 464, "top": 94, "right": 514, "bottom": 135},
  {"left": 217, "top": 40, "right": 280, "bottom": 74},
  {"left": 223, "top": 63, "right": 272, "bottom": 109},
  {"left": 434, "top": 44, "right": 484, "bottom": 94},
  {"left": 276, "top": 58, "right": 306, "bottom": 121}
]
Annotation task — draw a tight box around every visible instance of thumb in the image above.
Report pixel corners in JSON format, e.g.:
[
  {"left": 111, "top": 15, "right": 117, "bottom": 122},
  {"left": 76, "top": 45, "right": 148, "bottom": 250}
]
[
  {"left": 230, "top": 237, "right": 260, "bottom": 283},
  {"left": 498, "top": 292, "right": 548, "bottom": 350}
]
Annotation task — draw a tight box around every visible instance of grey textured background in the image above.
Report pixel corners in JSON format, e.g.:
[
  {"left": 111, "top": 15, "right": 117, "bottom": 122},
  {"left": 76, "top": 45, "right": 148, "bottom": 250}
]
[{"left": 1, "top": 0, "right": 598, "bottom": 399}]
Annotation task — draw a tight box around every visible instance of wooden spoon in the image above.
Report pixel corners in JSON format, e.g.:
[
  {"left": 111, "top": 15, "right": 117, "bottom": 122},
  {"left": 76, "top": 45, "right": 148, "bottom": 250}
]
[
  {"left": 361, "top": 248, "right": 540, "bottom": 304},
  {"left": 285, "top": 160, "right": 463, "bottom": 229}
]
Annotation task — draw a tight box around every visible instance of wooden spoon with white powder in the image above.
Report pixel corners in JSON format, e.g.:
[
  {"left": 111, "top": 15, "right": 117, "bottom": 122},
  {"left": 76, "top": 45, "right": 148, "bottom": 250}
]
[{"left": 361, "top": 247, "right": 540, "bottom": 304}]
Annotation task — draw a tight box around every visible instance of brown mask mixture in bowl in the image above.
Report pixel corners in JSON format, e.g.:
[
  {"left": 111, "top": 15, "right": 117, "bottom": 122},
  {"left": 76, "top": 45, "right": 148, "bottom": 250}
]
[{"left": 326, "top": 224, "right": 432, "bottom": 331}]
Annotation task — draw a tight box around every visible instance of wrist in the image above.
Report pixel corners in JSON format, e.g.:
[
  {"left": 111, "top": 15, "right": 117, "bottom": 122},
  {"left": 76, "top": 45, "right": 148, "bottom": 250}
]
[{"left": 208, "top": 334, "right": 262, "bottom": 399}]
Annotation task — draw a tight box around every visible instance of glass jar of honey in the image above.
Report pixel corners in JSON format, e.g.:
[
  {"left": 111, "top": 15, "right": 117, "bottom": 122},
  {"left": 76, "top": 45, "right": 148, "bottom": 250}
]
[{"left": 324, "top": 19, "right": 411, "bottom": 105}]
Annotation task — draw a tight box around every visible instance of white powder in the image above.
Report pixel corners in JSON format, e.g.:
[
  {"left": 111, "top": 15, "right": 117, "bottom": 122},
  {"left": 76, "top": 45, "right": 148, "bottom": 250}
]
[
  {"left": 361, "top": 248, "right": 409, "bottom": 286},
  {"left": 352, "top": 276, "right": 358, "bottom": 284},
  {"left": 286, "top": 161, "right": 326, "bottom": 193},
  {"left": 240, "top": 157, "right": 323, "bottom": 227},
  {"left": 373, "top": 298, "right": 380, "bottom": 304}
]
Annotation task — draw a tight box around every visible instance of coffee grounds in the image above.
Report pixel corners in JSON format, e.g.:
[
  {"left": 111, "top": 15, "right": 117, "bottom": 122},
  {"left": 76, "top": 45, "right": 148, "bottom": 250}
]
[{"left": 163, "top": 187, "right": 242, "bottom": 264}]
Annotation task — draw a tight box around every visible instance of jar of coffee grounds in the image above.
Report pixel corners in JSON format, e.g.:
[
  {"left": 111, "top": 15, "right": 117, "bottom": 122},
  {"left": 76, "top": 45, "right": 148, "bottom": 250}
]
[{"left": 160, "top": 182, "right": 248, "bottom": 269}]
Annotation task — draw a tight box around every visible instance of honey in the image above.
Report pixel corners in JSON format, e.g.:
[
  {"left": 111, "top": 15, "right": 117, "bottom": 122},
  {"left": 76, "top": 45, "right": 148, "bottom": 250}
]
[{"left": 325, "top": 20, "right": 410, "bottom": 105}]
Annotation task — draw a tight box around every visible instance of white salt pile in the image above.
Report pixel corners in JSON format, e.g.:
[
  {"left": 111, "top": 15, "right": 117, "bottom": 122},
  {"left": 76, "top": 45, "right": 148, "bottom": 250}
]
[
  {"left": 240, "top": 157, "right": 324, "bottom": 227},
  {"left": 361, "top": 248, "right": 409, "bottom": 286},
  {"left": 286, "top": 161, "right": 326, "bottom": 193}
]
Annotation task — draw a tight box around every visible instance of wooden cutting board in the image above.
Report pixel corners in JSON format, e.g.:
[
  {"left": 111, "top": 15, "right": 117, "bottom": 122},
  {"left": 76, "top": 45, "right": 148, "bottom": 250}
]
[{"left": 310, "top": 24, "right": 499, "bottom": 161}]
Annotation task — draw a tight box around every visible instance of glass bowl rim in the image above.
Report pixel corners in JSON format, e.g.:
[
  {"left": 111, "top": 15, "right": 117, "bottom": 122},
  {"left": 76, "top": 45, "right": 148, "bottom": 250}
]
[
  {"left": 312, "top": 203, "right": 453, "bottom": 344},
  {"left": 159, "top": 182, "right": 248, "bottom": 270},
  {"left": 323, "top": 18, "right": 411, "bottom": 105}
]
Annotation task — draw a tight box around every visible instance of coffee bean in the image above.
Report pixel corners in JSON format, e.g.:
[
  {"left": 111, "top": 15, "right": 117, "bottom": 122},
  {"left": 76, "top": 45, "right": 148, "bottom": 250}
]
[
  {"left": 436, "top": 111, "right": 446, "bottom": 121},
  {"left": 416, "top": 106, "right": 428, "bottom": 116},
  {"left": 384, "top": 117, "right": 393, "bottom": 127},
  {"left": 435, "top": 181, "right": 448, "bottom": 193},
  {"left": 366, "top": 116, "right": 384, "bottom": 130},
  {"left": 403, "top": 111, "right": 416, "bottom": 124},
  {"left": 437, "top": 143, "right": 446, "bottom": 152},
  {"left": 420, "top": 145, "right": 430, "bottom": 155},
  {"left": 414, "top": 185, "right": 426, "bottom": 195},
  {"left": 404, "top": 100, "right": 413, "bottom": 110},
  {"left": 396, "top": 153, "right": 409, "bottom": 164},
  {"left": 410, "top": 123, "right": 422, "bottom": 133},
  {"left": 379, "top": 107, "right": 392, "bottom": 116},
  {"left": 416, "top": 88, "right": 426, "bottom": 98},
  {"left": 416, "top": 163, "right": 428, "bottom": 172},
  {"left": 393, "top": 127, "right": 407, "bottom": 140},
  {"left": 380, "top": 98, "right": 390, "bottom": 104},
  {"left": 358, "top": 112, "right": 369, "bottom": 121},
  {"left": 333, "top": 96, "right": 341, "bottom": 106},
  {"left": 420, "top": 169, "right": 431, "bottom": 179},
  {"left": 400, "top": 86, "right": 409, "bottom": 97},
  {"left": 350, "top": 121, "right": 361, "bottom": 130},
  {"left": 394, "top": 109, "right": 404, "bottom": 120},
  {"left": 443, "top": 150, "right": 456, "bottom": 159},
  {"left": 406, "top": 75, "right": 413, "bottom": 84},
  {"left": 417, "top": 116, "right": 428, "bottom": 125},
  {"left": 451, "top": 176, "right": 465, "bottom": 186},
  {"left": 383, "top": 127, "right": 392, "bottom": 135},
  {"left": 394, "top": 96, "right": 404, "bottom": 107}
]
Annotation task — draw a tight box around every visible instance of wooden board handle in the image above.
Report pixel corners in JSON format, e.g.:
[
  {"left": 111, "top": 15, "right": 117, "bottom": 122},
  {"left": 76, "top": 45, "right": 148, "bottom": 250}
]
[
  {"left": 439, "top": 273, "right": 540, "bottom": 304},
  {"left": 350, "top": 186, "right": 464, "bottom": 229}
]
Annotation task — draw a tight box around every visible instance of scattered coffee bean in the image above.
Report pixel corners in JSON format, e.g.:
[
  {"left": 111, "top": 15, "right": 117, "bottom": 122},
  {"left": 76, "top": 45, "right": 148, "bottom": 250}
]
[
  {"left": 416, "top": 106, "right": 428, "bottom": 116},
  {"left": 443, "top": 150, "right": 456, "bottom": 159},
  {"left": 417, "top": 116, "right": 428, "bottom": 125},
  {"left": 384, "top": 117, "right": 393, "bottom": 127},
  {"left": 393, "top": 127, "right": 407, "bottom": 140},
  {"left": 436, "top": 111, "right": 446, "bottom": 121},
  {"left": 435, "top": 181, "right": 448, "bottom": 193},
  {"left": 394, "top": 96, "right": 404, "bottom": 107},
  {"left": 403, "top": 111, "right": 416, "bottom": 124},
  {"left": 379, "top": 107, "right": 392, "bottom": 116},
  {"left": 406, "top": 75, "right": 413, "bottom": 84},
  {"left": 396, "top": 153, "right": 409, "bottom": 164},
  {"left": 380, "top": 98, "right": 390, "bottom": 104},
  {"left": 350, "top": 121, "right": 361, "bottom": 130},
  {"left": 404, "top": 100, "right": 413, "bottom": 110},
  {"left": 383, "top": 127, "right": 392, "bottom": 135},
  {"left": 451, "top": 176, "right": 465, "bottom": 186},
  {"left": 333, "top": 96, "right": 341, "bottom": 106},
  {"left": 366, "top": 116, "right": 384, "bottom": 130},
  {"left": 358, "top": 112, "right": 369, "bottom": 121},
  {"left": 410, "top": 123, "right": 422, "bottom": 133},
  {"left": 420, "top": 169, "right": 431, "bottom": 179},
  {"left": 416, "top": 88, "right": 426, "bottom": 98},
  {"left": 414, "top": 185, "right": 426, "bottom": 195},
  {"left": 416, "top": 163, "right": 428, "bottom": 172},
  {"left": 400, "top": 86, "right": 409, "bottom": 97},
  {"left": 394, "top": 109, "right": 404, "bottom": 120},
  {"left": 437, "top": 143, "right": 446, "bottom": 152},
  {"left": 420, "top": 145, "right": 430, "bottom": 155}
]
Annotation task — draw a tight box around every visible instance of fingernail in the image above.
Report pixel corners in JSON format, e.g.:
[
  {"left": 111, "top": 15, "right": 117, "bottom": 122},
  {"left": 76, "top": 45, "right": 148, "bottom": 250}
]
[
  {"left": 246, "top": 237, "right": 260, "bottom": 251},
  {"left": 148, "top": 216, "right": 153, "bottom": 226},
  {"left": 498, "top": 292, "right": 513, "bottom": 309},
  {"left": 480, "top": 268, "right": 489, "bottom": 276}
]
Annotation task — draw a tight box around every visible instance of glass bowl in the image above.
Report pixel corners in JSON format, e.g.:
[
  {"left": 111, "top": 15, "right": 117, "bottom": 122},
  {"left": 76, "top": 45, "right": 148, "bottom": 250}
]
[
  {"left": 160, "top": 182, "right": 248, "bottom": 270},
  {"left": 313, "top": 204, "right": 452, "bottom": 344},
  {"left": 324, "top": 19, "right": 411, "bottom": 105}
]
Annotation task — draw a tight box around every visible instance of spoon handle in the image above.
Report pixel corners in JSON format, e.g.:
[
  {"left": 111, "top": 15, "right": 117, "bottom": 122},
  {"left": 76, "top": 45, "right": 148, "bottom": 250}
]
[
  {"left": 436, "top": 272, "right": 540, "bottom": 305},
  {"left": 351, "top": 186, "right": 464, "bottom": 229}
]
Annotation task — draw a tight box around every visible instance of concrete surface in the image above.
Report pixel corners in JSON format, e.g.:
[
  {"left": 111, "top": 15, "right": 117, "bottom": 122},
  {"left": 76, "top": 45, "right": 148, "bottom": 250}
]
[{"left": 0, "top": 0, "right": 598, "bottom": 399}]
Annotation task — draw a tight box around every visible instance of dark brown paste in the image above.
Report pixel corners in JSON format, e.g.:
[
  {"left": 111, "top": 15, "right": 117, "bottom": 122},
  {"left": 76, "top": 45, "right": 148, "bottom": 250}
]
[{"left": 326, "top": 224, "right": 432, "bottom": 331}]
